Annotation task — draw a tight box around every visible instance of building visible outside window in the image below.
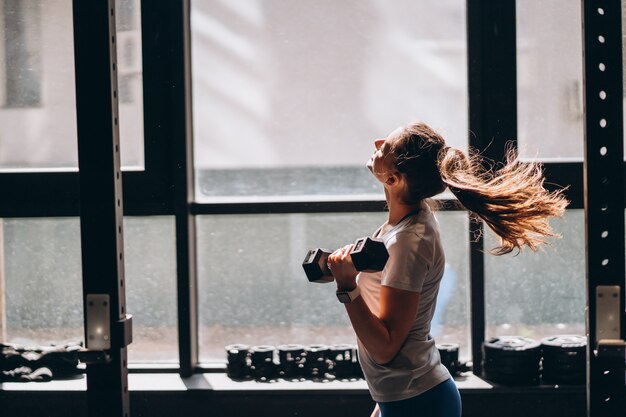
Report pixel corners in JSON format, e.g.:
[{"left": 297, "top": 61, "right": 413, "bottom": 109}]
[{"left": 2, "top": 0, "right": 42, "bottom": 108}]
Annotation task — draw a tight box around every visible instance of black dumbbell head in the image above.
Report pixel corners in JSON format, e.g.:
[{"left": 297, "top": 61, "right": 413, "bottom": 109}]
[
  {"left": 302, "top": 248, "right": 334, "bottom": 283},
  {"left": 350, "top": 237, "right": 389, "bottom": 272}
]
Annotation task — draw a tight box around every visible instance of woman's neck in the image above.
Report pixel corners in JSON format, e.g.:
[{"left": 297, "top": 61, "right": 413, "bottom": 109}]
[{"left": 386, "top": 195, "right": 423, "bottom": 226}]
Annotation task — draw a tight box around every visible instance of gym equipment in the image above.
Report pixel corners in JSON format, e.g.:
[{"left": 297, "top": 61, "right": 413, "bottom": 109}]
[
  {"left": 482, "top": 336, "right": 541, "bottom": 385},
  {"left": 436, "top": 343, "right": 471, "bottom": 376},
  {"left": 540, "top": 335, "right": 586, "bottom": 385},
  {"left": 302, "top": 236, "right": 389, "bottom": 283},
  {"left": 277, "top": 344, "right": 306, "bottom": 380},
  {"left": 437, "top": 343, "right": 460, "bottom": 375},
  {"left": 328, "top": 344, "right": 357, "bottom": 380},
  {"left": 224, "top": 343, "right": 365, "bottom": 382},
  {"left": 0, "top": 342, "right": 82, "bottom": 379},
  {"left": 249, "top": 345, "right": 277, "bottom": 382},
  {"left": 225, "top": 344, "right": 251, "bottom": 380},
  {"left": 303, "top": 344, "right": 331, "bottom": 380}
]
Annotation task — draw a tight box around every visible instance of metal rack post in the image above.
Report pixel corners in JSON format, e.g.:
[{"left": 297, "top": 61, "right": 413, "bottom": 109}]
[
  {"left": 582, "top": 1, "right": 626, "bottom": 415},
  {"left": 73, "top": 1, "right": 132, "bottom": 416}
]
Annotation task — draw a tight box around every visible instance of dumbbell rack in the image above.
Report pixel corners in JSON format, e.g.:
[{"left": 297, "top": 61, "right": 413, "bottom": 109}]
[{"left": 225, "top": 344, "right": 364, "bottom": 383}]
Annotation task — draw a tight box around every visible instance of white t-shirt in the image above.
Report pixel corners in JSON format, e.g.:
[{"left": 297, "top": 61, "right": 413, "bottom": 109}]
[{"left": 356, "top": 203, "right": 451, "bottom": 403}]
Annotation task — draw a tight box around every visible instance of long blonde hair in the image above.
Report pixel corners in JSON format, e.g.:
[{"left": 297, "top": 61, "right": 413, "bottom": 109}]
[{"left": 388, "top": 122, "right": 569, "bottom": 255}]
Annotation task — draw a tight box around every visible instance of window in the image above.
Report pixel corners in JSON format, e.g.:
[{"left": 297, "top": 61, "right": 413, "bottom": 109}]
[
  {"left": 484, "top": 211, "right": 585, "bottom": 342},
  {"left": 0, "top": 217, "right": 177, "bottom": 364},
  {"left": 516, "top": 0, "right": 584, "bottom": 161},
  {"left": 1, "top": 0, "right": 601, "bottom": 378},
  {"left": 197, "top": 211, "right": 470, "bottom": 362},
  {"left": 1, "top": 218, "right": 82, "bottom": 345},
  {"left": 191, "top": 0, "right": 467, "bottom": 201},
  {"left": 0, "top": 0, "right": 144, "bottom": 171},
  {"left": 191, "top": 0, "right": 469, "bottom": 363}
]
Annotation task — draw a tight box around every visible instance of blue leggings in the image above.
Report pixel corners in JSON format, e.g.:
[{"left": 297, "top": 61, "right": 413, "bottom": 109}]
[{"left": 378, "top": 378, "right": 462, "bottom": 417}]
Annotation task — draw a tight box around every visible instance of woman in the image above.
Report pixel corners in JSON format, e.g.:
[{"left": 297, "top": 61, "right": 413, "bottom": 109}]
[{"left": 327, "top": 122, "right": 568, "bottom": 417}]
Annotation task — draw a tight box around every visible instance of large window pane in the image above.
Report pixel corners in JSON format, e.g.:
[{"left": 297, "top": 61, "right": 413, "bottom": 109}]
[
  {"left": 0, "top": 0, "right": 144, "bottom": 171},
  {"left": 516, "top": 0, "right": 584, "bottom": 160},
  {"left": 484, "top": 210, "right": 585, "bottom": 341},
  {"left": 197, "top": 210, "right": 470, "bottom": 362},
  {"left": 191, "top": 0, "right": 467, "bottom": 201},
  {"left": 1, "top": 217, "right": 177, "bottom": 364}
]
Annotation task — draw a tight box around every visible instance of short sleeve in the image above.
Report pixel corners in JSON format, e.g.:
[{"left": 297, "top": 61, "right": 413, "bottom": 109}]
[{"left": 381, "top": 231, "right": 430, "bottom": 292}]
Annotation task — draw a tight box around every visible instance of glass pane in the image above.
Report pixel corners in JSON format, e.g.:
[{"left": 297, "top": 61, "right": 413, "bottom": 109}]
[
  {"left": 2, "top": 218, "right": 83, "bottom": 344},
  {"left": 517, "top": 0, "right": 584, "bottom": 160},
  {"left": 197, "top": 211, "right": 470, "bottom": 362},
  {"left": 484, "top": 210, "right": 585, "bottom": 342},
  {"left": 0, "top": 0, "right": 144, "bottom": 171},
  {"left": 1, "top": 216, "right": 177, "bottom": 364},
  {"left": 191, "top": 0, "right": 468, "bottom": 201},
  {"left": 123, "top": 216, "right": 178, "bottom": 363}
]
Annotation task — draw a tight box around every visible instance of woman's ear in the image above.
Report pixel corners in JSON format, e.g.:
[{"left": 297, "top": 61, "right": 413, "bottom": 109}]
[{"left": 385, "top": 172, "right": 402, "bottom": 186}]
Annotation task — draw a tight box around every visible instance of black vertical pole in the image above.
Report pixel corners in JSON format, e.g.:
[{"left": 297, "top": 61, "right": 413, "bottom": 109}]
[
  {"left": 141, "top": 0, "right": 198, "bottom": 375},
  {"left": 172, "top": 0, "right": 199, "bottom": 377},
  {"left": 466, "top": 0, "right": 518, "bottom": 376},
  {"left": 73, "top": 1, "right": 131, "bottom": 416},
  {"left": 581, "top": 1, "right": 626, "bottom": 416}
]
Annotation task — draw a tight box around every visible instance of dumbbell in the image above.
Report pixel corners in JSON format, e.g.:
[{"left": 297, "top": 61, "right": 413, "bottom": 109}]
[{"left": 302, "top": 236, "right": 389, "bottom": 283}]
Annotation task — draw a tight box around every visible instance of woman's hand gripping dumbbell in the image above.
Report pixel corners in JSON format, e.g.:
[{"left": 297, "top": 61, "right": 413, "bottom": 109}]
[{"left": 302, "top": 237, "right": 389, "bottom": 283}]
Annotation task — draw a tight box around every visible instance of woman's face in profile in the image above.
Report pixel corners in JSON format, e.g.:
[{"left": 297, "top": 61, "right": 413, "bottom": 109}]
[{"left": 366, "top": 127, "right": 402, "bottom": 182}]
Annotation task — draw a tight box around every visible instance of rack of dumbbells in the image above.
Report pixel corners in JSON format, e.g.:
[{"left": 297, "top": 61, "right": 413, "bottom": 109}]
[
  {"left": 481, "top": 335, "right": 586, "bottom": 386},
  {"left": 225, "top": 344, "right": 364, "bottom": 382},
  {"left": 0, "top": 342, "right": 83, "bottom": 382},
  {"left": 226, "top": 342, "right": 474, "bottom": 382}
]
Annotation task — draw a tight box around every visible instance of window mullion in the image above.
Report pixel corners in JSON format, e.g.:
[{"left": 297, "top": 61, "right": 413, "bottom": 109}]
[{"left": 466, "top": 0, "right": 517, "bottom": 376}]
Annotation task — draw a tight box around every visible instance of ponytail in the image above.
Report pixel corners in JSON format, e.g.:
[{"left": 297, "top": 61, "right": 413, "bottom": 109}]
[{"left": 438, "top": 146, "right": 569, "bottom": 255}]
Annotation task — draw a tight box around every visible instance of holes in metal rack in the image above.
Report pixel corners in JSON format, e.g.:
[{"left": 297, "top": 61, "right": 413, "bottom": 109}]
[
  {"left": 598, "top": 35, "right": 605, "bottom": 44},
  {"left": 599, "top": 90, "right": 607, "bottom": 100},
  {"left": 601, "top": 177, "right": 609, "bottom": 185},
  {"left": 601, "top": 258, "right": 609, "bottom": 266},
  {"left": 112, "top": 62, "right": 116, "bottom": 72},
  {"left": 600, "top": 203, "right": 609, "bottom": 212},
  {"left": 601, "top": 230, "right": 608, "bottom": 239},
  {"left": 599, "top": 63, "right": 606, "bottom": 72},
  {"left": 599, "top": 118, "right": 607, "bottom": 128},
  {"left": 599, "top": 146, "right": 607, "bottom": 156},
  {"left": 597, "top": 7, "right": 605, "bottom": 15}
]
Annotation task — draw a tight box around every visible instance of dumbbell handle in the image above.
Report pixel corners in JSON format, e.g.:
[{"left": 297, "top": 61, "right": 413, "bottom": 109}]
[{"left": 302, "top": 237, "right": 389, "bottom": 283}]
